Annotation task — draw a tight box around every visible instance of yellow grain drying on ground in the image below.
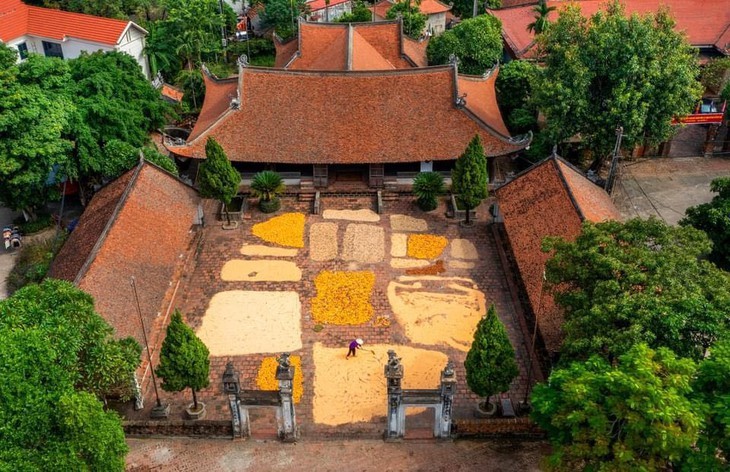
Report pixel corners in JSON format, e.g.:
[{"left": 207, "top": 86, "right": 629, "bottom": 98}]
[
  {"left": 252, "top": 213, "right": 306, "bottom": 248},
  {"left": 256, "top": 355, "right": 303, "bottom": 403},
  {"left": 311, "top": 270, "right": 375, "bottom": 325},
  {"left": 407, "top": 234, "right": 449, "bottom": 259}
]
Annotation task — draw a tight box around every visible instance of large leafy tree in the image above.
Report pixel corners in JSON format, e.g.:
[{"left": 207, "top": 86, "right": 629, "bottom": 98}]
[
  {"left": 451, "top": 0, "right": 499, "bottom": 19},
  {"left": 29, "top": 0, "right": 149, "bottom": 19},
  {"left": 156, "top": 311, "right": 211, "bottom": 411},
  {"left": 452, "top": 135, "right": 488, "bottom": 225},
  {"left": 680, "top": 177, "right": 730, "bottom": 271},
  {"left": 337, "top": 0, "right": 372, "bottom": 22},
  {"left": 386, "top": 2, "right": 427, "bottom": 39},
  {"left": 0, "top": 280, "right": 138, "bottom": 470},
  {"left": 532, "top": 344, "right": 701, "bottom": 471},
  {"left": 543, "top": 218, "right": 730, "bottom": 362},
  {"left": 495, "top": 60, "right": 539, "bottom": 134},
  {"left": 465, "top": 305, "right": 519, "bottom": 412},
  {"left": 426, "top": 15, "right": 502, "bottom": 75},
  {"left": 262, "top": 0, "right": 309, "bottom": 40},
  {"left": 198, "top": 137, "right": 240, "bottom": 224},
  {"left": 0, "top": 47, "right": 73, "bottom": 215},
  {"left": 532, "top": 1, "right": 702, "bottom": 158}
]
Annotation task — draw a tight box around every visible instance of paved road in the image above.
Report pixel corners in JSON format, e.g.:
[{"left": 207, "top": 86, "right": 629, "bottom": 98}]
[
  {"left": 126, "top": 438, "right": 548, "bottom": 472},
  {"left": 613, "top": 157, "right": 730, "bottom": 225},
  {"left": 0, "top": 207, "right": 20, "bottom": 299}
]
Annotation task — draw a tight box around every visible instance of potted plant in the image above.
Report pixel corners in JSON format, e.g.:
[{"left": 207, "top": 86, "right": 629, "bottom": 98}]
[
  {"left": 156, "top": 311, "right": 211, "bottom": 420},
  {"left": 198, "top": 137, "right": 241, "bottom": 228},
  {"left": 465, "top": 304, "right": 519, "bottom": 417},
  {"left": 251, "top": 170, "right": 285, "bottom": 213},
  {"left": 452, "top": 135, "right": 488, "bottom": 226},
  {"left": 412, "top": 171, "right": 445, "bottom": 211}
]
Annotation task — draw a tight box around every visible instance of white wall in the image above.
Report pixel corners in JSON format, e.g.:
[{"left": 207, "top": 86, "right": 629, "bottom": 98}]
[
  {"left": 311, "top": 1, "right": 352, "bottom": 22},
  {"left": 116, "top": 26, "right": 150, "bottom": 79},
  {"left": 427, "top": 12, "right": 446, "bottom": 35},
  {"left": 223, "top": 0, "right": 245, "bottom": 15}
]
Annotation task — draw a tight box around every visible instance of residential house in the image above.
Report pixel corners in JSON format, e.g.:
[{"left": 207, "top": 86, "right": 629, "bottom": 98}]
[
  {"left": 371, "top": 0, "right": 452, "bottom": 36},
  {"left": 306, "top": 0, "right": 352, "bottom": 22},
  {"left": 167, "top": 21, "right": 529, "bottom": 189},
  {"left": 0, "top": 0, "right": 150, "bottom": 78},
  {"left": 494, "top": 154, "right": 621, "bottom": 357},
  {"left": 490, "top": 0, "right": 730, "bottom": 61}
]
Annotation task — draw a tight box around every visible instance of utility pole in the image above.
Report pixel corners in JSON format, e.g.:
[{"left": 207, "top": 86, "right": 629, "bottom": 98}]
[
  {"left": 472, "top": 0, "right": 478, "bottom": 18},
  {"left": 605, "top": 125, "right": 624, "bottom": 195}
]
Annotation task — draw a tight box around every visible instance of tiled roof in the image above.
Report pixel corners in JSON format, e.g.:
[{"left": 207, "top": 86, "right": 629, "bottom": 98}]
[
  {"left": 285, "top": 21, "right": 415, "bottom": 70},
  {"left": 418, "top": 0, "right": 451, "bottom": 15},
  {"left": 187, "top": 74, "right": 238, "bottom": 142},
  {"left": 457, "top": 69, "right": 510, "bottom": 136},
  {"left": 495, "top": 155, "right": 620, "bottom": 352},
  {"left": 370, "top": 0, "right": 392, "bottom": 19},
  {"left": 490, "top": 0, "right": 730, "bottom": 59},
  {"left": 49, "top": 161, "right": 200, "bottom": 344},
  {"left": 274, "top": 36, "right": 300, "bottom": 68},
  {"left": 403, "top": 36, "right": 428, "bottom": 67},
  {"left": 307, "top": 0, "right": 351, "bottom": 12},
  {"left": 161, "top": 84, "right": 184, "bottom": 103},
  {"left": 167, "top": 65, "right": 529, "bottom": 163},
  {"left": 0, "top": 0, "right": 136, "bottom": 45}
]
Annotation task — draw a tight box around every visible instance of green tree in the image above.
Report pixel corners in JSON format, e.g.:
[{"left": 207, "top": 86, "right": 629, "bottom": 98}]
[
  {"left": 451, "top": 0, "right": 499, "bottom": 19},
  {"left": 684, "top": 338, "right": 730, "bottom": 470},
  {"left": 533, "top": 1, "right": 702, "bottom": 159},
  {"left": 198, "top": 137, "right": 240, "bottom": 224},
  {"left": 251, "top": 170, "right": 285, "bottom": 213},
  {"left": 699, "top": 57, "right": 730, "bottom": 95},
  {"left": 495, "top": 60, "right": 539, "bottom": 134},
  {"left": 526, "top": 0, "right": 556, "bottom": 34},
  {"left": 680, "top": 177, "right": 730, "bottom": 271},
  {"left": 40, "top": 0, "right": 149, "bottom": 18},
  {"left": 145, "top": 21, "right": 184, "bottom": 78},
  {"left": 412, "top": 171, "right": 445, "bottom": 211},
  {"left": 0, "top": 280, "right": 137, "bottom": 470},
  {"left": 465, "top": 305, "right": 519, "bottom": 413},
  {"left": 156, "top": 311, "right": 211, "bottom": 411},
  {"left": 426, "top": 15, "right": 502, "bottom": 75},
  {"left": 143, "top": 147, "right": 179, "bottom": 176},
  {"left": 451, "top": 135, "right": 488, "bottom": 225},
  {"left": 386, "top": 2, "right": 427, "bottom": 39},
  {"left": 337, "top": 0, "right": 372, "bottom": 22},
  {"left": 532, "top": 344, "right": 701, "bottom": 471},
  {"left": 262, "top": 0, "right": 309, "bottom": 40},
  {"left": 543, "top": 218, "right": 730, "bottom": 362}
]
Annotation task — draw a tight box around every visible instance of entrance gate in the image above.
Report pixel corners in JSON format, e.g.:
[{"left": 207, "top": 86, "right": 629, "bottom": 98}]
[
  {"left": 222, "top": 353, "right": 298, "bottom": 442},
  {"left": 383, "top": 350, "right": 456, "bottom": 441}
]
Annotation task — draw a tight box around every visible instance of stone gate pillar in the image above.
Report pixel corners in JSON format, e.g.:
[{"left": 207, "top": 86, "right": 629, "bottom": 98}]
[
  {"left": 223, "top": 362, "right": 248, "bottom": 438},
  {"left": 436, "top": 361, "right": 456, "bottom": 439},
  {"left": 384, "top": 350, "right": 404, "bottom": 441},
  {"left": 276, "top": 353, "right": 297, "bottom": 442}
]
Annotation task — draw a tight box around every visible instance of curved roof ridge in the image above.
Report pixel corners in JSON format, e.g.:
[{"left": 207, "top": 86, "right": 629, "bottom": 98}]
[{"left": 244, "top": 63, "right": 454, "bottom": 76}]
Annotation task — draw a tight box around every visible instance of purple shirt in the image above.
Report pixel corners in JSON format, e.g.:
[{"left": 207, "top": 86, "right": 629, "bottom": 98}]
[{"left": 349, "top": 340, "right": 360, "bottom": 349}]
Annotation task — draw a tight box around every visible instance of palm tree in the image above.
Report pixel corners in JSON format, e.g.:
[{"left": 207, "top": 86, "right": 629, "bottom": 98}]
[
  {"left": 412, "top": 172, "right": 445, "bottom": 211},
  {"left": 251, "top": 170, "right": 286, "bottom": 213},
  {"left": 526, "top": 0, "right": 556, "bottom": 35}
]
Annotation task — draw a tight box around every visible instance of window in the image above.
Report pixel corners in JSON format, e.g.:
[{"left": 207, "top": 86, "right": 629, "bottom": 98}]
[
  {"left": 42, "top": 41, "right": 63, "bottom": 59},
  {"left": 17, "top": 42, "right": 28, "bottom": 60}
]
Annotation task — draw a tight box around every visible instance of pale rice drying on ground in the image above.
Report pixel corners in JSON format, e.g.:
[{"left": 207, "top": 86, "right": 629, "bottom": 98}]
[
  {"left": 449, "top": 239, "right": 479, "bottom": 260},
  {"left": 389, "top": 258, "right": 431, "bottom": 269},
  {"left": 322, "top": 209, "right": 380, "bottom": 222},
  {"left": 389, "top": 214, "right": 428, "bottom": 232},
  {"left": 342, "top": 224, "right": 385, "bottom": 263},
  {"left": 220, "top": 260, "right": 302, "bottom": 282},
  {"left": 240, "top": 244, "right": 298, "bottom": 257},
  {"left": 309, "top": 222, "right": 339, "bottom": 261},
  {"left": 390, "top": 233, "right": 408, "bottom": 257},
  {"left": 447, "top": 260, "right": 476, "bottom": 270}
]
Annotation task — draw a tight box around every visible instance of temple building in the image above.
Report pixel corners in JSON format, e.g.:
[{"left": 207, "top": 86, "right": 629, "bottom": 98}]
[{"left": 166, "top": 20, "right": 530, "bottom": 189}]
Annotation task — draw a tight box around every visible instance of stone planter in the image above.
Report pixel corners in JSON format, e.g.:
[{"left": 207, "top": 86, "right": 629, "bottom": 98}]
[
  {"left": 448, "top": 194, "right": 477, "bottom": 220},
  {"left": 473, "top": 400, "right": 497, "bottom": 419},
  {"left": 259, "top": 198, "right": 281, "bottom": 214},
  {"left": 217, "top": 196, "right": 246, "bottom": 222},
  {"left": 186, "top": 402, "right": 206, "bottom": 420}
]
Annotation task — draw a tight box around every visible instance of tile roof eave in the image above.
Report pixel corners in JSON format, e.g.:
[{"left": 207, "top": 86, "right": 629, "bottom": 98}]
[
  {"left": 459, "top": 106, "right": 532, "bottom": 152},
  {"left": 73, "top": 161, "right": 144, "bottom": 285},
  {"left": 551, "top": 157, "right": 586, "bottom": 222}
]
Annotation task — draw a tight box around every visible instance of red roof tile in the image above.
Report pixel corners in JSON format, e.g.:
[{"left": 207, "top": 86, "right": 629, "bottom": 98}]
[
  {"left": 161, "top": 84, "right": 184, "bottom": 103},
  {"left": 274, "top": 36, "right": 299, "bottom": 68},
  {"left": 495, "top": 155, "right": 620, "bottom": 352},
  {"left": 491, "top": 0, "right": 730, "bottom": 59},
  {"left": 50, "top": 162, "right": 200, "bottom": 344},
  {"left": 307, "top": 0, "right": 351, "bottom": 12},
  {"left": 418, "top": 0, "right": 451, "bottom": 15},
  {"left": 0, "top": 0, "right": 135, "bottom": 45},
  {"left": 286, "top": 21, "right": 414, "bottom": 70},
  {"left": 457, "top": 68, "right": 510, "bottom": 136},
  {"left": 370, "top": 0, "right": 392, "bottom": 19},
  {"left": 167, "top": 65, "right": 528, "bottom": 163},
  {"left": 403, "top": 36, "right": 428, "bottom": 67},
  {"left": 187, "top": 73, "right": 238, "bottom": 142}
]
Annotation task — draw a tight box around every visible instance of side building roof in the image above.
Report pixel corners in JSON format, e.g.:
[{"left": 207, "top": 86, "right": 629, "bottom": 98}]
[
  {"left": 490, "top": 0, "right": 730, "bottom": 59},
  {"left": 495, "top": 155, "right": 621, "bottom": 353},
  {"left": 49, "top": 161, "right": 200, "bottom": 345},
  {"left": 167, "top": 64, "right": 530, "bottom": 163}
]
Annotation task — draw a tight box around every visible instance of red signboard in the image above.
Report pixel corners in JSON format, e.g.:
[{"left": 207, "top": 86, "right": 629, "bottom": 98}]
[{"left": 672, "top": 113, "right": 725, "bottom": 125}]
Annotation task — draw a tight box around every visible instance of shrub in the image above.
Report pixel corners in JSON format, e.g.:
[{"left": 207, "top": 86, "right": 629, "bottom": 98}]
[
  {"left": 13, "top": 214, "right": 52, "bottom": 235},
  {"left": 6, "top": 234, "right": 65, "bottom": 294},
  {"left": 251, "top": 170, "right": 285, "bottom": 203},
  {"left": 412, "top": 172, "right": 445, "bottom": 211}
]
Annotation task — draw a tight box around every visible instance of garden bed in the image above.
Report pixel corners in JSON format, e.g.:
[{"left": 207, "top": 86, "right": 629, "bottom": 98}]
[{"left": 217, "top": 195, "right": 246, "bottom": 222}]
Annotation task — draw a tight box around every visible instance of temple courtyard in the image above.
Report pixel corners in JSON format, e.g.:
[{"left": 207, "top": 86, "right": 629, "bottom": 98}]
[{"left": 125, "top": 197, "right": 534, "bottom": 437}]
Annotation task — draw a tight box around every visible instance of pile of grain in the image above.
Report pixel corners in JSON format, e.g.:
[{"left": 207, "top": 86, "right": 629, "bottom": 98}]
[
  {"left": 342, "top": 224, "right": 384, "bottom": 263},
  {"left": 390, "top": 214, "right": 428, "bottom": 232},
  {"left": 309, "top": 222, "right": 339, "bottom": 261}
]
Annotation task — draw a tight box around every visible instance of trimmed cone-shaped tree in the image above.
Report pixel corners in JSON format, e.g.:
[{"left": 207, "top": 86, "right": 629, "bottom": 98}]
[
  {"left": 465, "top": 304, "right": 519, "bottom": 412},
  {"left": 452, "top": 135, "right": 488, "bottom": 225},
  {"left": 156, "top": 311, "right": 210, "bottom": 411},
  {"left": 198, "top": 137, "right": 240, "bottom": 224}
]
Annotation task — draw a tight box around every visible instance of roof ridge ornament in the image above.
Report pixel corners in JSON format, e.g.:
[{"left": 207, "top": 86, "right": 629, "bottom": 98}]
[{"left": 237, "top": 55, "right": 249, "bottom": 68}]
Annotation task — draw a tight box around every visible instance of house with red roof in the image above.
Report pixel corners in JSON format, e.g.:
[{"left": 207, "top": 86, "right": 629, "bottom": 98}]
[
  {"left": 0, "top": 0, "right": 150, "bottom": 78},
  {"left": 166, "top": 19, "right": 529, "bottom": 189},
  {"left": 489, "top": 0, "right": 730, "bottom": 61},
  {"left": 306, "top": 0, "right": 353, "bottom": 22},
  {"left": 494, "top": 154, "right": 621, "bottom": 358},
  {"left": 371, "top": 0, "right": 452, "bottom": 35}
]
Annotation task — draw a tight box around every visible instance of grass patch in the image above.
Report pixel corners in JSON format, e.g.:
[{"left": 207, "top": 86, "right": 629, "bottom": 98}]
[
  {"left": 6, "top": 233, "right": 65, "bottom": 295},
  {"left": 248, "top": 55, "right": 275, "bottom": 67}
]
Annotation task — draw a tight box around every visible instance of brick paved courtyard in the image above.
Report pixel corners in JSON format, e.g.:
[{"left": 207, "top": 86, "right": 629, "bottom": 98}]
[
  {"left": 126, "top": 437, "right": 548, "bottom": 471},
  {"left": 123, "top": 196, "right": 534, "bottom": 437}
]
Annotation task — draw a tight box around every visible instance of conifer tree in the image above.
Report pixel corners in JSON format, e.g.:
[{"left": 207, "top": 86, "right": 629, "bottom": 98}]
[
  {"left": 465, "top": 304, "right": 519, "bottom": 412},
  {"left": 452, "top": 135, "right": 488, "bottom": 225},
  {"left": 156, "top": 311, "right": 210, "bottom": 411},
  {"left": 198, "top": 137, "right": 240, "bottom": 224}
]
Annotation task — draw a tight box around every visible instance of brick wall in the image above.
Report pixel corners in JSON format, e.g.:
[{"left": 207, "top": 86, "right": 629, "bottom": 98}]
[{"left": 124, "top": 420, "right": 233, "bottom": 438}]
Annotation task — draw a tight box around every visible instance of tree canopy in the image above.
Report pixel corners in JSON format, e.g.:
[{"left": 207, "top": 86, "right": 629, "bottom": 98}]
[
  {"left": 386, "top": 2, "right": 427, "bottom": 39},
  {"left": 198, "top": 137, "right": 240, "bottom": 219},
  {"left": 0, "top": 279, "right": 138, "bottom": 470},
  {"left": 450, "top": 0, "right": 500, "bottom": 20},
  {"left": 452, "top": 135, "right": 488, "bottom": 224},
  {"left": 262, "top": 0, "right": 309, "bottom": 40},
  {"left": 543, "top": 218, "right": 730, "bottom": 362},
  {"left": 337, "top": 0, "right": 372, "bottom": 22},
  {"left": 532, "top": 1, "right": 702, "bottom": 157},
  {"left": 426, "top": 15, "right": 503, "bottom": 75},
  {"left": 680, "top": 177, "right": 730, "bottom": 271},
  {"left": 25, "top": 0, "right": 149, "bottom": 19},
  {"left": 532, "top": 344, "right": 701, "bottom": 471}
]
